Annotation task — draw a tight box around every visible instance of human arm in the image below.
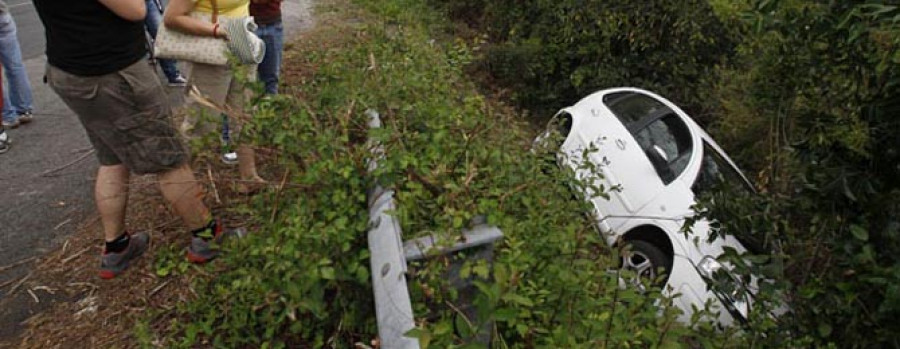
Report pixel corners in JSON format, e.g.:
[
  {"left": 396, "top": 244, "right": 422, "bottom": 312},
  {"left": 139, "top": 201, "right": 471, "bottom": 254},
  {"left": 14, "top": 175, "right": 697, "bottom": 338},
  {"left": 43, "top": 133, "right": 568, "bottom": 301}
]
[
  {"left": 163, "top": 0, "right": 225, "bottom": 38},
  {"left": 97, "top": 0, "right": 147, "bottom": 21}
]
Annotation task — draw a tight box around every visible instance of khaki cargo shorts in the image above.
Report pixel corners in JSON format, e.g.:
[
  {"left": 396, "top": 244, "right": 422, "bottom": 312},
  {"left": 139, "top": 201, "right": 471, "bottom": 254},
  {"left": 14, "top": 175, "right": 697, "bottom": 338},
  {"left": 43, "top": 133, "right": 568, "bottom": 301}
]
[{"left": 47, "top": 60, "right": 187, "bottom": 174}]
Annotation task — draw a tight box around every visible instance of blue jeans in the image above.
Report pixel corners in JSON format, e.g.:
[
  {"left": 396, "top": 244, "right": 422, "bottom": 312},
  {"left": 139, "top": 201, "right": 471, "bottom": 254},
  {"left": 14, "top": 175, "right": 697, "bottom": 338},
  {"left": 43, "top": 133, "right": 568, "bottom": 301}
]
[
  {"left": 0, "top": 13, "right": 34, "bottom": 122},
  {"left": 145, "top": 0, "right": 180, "bottom": 81},
  {"left": 255, "top": 20, "right": 283, "bottom": 95}
]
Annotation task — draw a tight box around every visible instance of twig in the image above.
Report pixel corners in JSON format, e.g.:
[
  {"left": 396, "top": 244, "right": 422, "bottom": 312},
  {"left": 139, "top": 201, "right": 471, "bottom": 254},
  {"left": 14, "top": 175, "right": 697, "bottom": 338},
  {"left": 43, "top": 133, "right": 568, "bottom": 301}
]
[
  {"left": 32, "top": 286, "right": 57, "bottom": 294},
  {"left": 270, "top": 170, "right": 290, "bottom": 223},
  {"left": 0, "top": 257, "right": 36, "bottom": 273},
  {"left": 406, "top": 167, "right": 443, "bottom": 197},
  {"left": 27, "top": 289, "right": 39, "bottom": 303},
  {"left": 149, "top": 280, "right": 172, "bottom": 298},
  {"left": 6, "top": 272, "right": 33, "bottom": 295},
  {"left": 61, "top": 246, "right": 93, "bottom": 265},
  {"left": 39, "top": 149, "right": 95, "bottom": 177},
  {"left": 54, "top": 218, "right": 72, "bottom": 230},
  {"left": 207, "top": 167, "right": 222, "bottom": 204}
]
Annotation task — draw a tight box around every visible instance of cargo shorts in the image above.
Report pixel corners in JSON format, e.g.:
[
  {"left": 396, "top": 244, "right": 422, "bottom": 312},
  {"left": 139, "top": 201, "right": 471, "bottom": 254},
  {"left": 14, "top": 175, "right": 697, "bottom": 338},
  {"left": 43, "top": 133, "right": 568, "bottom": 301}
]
[{"left": 47, "top": 60, "right": 187, "bottom": 174}]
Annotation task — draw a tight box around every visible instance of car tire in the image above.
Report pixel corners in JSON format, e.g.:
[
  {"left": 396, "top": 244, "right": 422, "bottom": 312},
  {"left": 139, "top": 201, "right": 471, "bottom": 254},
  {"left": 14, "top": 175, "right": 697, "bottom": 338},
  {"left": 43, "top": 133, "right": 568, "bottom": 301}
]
[{"left": 621, "top": 240, "right": 671, "bottom": 289}]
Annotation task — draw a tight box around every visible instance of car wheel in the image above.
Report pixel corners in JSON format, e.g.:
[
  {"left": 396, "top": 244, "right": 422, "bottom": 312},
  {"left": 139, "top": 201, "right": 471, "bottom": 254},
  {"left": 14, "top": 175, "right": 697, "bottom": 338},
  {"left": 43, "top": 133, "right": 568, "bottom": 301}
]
[{"left": 621, "top": 240, "right": 671, "bottom": 290}]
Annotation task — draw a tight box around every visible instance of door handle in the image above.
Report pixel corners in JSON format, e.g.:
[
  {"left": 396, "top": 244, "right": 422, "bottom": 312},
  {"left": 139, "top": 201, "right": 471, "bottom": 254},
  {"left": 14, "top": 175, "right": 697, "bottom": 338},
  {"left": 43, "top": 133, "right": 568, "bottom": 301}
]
[{"left": 615, "top": 139, "right": 626, "bottom": 150}]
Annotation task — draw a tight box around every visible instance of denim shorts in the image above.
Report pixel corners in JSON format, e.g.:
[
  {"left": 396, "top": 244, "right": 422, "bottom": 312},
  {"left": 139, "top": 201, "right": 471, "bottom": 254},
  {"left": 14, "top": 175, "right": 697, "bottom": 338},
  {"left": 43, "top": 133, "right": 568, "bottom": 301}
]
[{"left": 47, "top": 60, "right": 187, "bottom": 174}]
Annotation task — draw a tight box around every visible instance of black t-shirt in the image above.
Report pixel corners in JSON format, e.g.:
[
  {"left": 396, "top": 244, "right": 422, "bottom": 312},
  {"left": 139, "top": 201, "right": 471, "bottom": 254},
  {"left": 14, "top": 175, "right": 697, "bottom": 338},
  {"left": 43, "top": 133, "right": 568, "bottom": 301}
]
[{"left": 33, "top": 0, "right": 147, "bottom": 76}]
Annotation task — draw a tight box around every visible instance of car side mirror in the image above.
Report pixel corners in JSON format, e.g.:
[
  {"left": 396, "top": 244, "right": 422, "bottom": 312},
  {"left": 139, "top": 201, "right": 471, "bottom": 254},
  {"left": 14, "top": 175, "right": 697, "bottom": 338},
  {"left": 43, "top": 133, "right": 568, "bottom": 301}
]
[{"left": 646, "top": 146, "right": 675, "bottom": 182}]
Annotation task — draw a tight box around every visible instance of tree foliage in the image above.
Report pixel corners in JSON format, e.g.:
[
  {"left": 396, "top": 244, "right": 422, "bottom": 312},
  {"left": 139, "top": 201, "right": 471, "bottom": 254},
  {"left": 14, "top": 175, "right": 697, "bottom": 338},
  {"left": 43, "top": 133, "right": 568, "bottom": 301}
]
[{"left": 434, "top": 0, "right": 736, "bottom": 120}]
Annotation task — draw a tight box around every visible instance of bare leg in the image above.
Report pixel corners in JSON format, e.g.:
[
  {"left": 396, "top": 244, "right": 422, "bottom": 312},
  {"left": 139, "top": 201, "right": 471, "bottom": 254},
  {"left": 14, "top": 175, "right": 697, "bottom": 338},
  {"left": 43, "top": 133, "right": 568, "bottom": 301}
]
[
  {"left": 158, "top": 164, "right": 210, "bottom": 231},
  {"left": 237, "top": 145, "right": 263, "bottom": 181},
  {"left": 236, "top": 145, "right": 266, "bottom": 193},
  {"left": 96, "top": 165, "right": 130, "bottom": 241}
]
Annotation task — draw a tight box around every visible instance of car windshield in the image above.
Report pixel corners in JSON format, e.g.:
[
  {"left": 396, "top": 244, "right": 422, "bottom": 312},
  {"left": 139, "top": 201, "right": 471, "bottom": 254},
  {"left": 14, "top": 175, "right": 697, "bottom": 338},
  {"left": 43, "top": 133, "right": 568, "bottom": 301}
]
[
  {"left": 603, "top": 91, "right": 671, "bottom": 128},
  {"left": 692, "top": 142, "right": 752, "bottom": 196},
  {"left": 693, "top": 143, "right": 769, "bottom": 255}
]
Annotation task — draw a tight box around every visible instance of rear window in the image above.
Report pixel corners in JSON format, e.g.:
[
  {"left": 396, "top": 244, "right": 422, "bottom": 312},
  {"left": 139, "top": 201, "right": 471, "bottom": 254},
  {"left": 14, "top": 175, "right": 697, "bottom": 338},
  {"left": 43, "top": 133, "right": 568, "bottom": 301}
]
[{"left": 603, "top": 92, "right": 672, "bottom": 128}]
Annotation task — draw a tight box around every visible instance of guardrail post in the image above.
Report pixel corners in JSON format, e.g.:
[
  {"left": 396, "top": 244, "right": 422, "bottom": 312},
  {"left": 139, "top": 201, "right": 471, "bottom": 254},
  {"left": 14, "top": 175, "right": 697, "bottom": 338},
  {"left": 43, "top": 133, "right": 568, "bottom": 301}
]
[
  {"left": 367, "top": 110, "right": 420, "bottom": 349},
  {"left": 366, "top": 110, "right": 504, "bottom": 347}
]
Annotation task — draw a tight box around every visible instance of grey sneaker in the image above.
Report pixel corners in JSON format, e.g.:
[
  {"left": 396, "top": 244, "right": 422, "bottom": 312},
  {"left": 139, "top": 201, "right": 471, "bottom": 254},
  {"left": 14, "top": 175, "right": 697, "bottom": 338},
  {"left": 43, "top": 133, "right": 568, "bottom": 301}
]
[
  {"left": 186, "top": 226, "right": 247, "bottom": 264},
  {"left": 17, "top": 111, "right": 33, "bottom": 124},
  {"left": 0, "top": 129, "right": 9, "bottom": 154},
  {"left": 99, "top": 232, "right": 150, "bottom": 279},
  {"left": 1, "top": 118, "right": 19, "bottom": 129}
]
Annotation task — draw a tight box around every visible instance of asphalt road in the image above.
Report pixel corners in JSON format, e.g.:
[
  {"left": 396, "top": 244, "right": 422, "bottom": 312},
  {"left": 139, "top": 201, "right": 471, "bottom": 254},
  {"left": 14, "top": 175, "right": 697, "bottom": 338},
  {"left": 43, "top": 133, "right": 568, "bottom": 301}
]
[
  {"left": 6, "top": 0, "right": 44, "bottom": 59},
  {"left": 0, "top": 0, "right": 314, "bottom": 342},
  {"left": 0, "top": 0, "right": 97, "bottom": 287}
]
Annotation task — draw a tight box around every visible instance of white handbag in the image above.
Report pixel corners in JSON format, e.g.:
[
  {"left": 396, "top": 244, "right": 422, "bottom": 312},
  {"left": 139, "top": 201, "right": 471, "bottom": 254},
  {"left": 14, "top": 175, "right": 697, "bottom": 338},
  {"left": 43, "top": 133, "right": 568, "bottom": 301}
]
[{"left": 154, "top": 0, "right": 229, "bottom": 66}]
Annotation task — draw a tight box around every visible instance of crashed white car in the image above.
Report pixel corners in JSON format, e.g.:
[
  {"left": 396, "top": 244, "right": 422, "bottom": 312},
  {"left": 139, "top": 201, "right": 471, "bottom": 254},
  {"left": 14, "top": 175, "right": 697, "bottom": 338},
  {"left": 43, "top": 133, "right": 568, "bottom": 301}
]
[{"left": 539, "top": 87, "right": 760, "bottom": 326}]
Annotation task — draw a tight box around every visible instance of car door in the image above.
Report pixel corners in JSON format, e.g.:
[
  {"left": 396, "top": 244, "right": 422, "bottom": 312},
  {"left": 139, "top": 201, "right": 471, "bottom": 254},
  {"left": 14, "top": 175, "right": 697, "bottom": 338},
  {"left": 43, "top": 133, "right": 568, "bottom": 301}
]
[{"left": 589, "top": 92, "right": 694, "bottom": 229}]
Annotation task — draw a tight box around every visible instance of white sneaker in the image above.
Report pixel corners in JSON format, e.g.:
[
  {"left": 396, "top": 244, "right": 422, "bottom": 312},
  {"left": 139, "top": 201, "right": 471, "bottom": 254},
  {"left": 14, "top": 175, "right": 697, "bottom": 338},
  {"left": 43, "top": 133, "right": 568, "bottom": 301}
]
[
  {"left": 168, "top": 74, "right": 188, "bottom": 87},
  {"left": 221, "top": 151, "right": 238, "bottom": 165},
  {"left": 0, "top": 130, "right": 10, "bottom": 154}
]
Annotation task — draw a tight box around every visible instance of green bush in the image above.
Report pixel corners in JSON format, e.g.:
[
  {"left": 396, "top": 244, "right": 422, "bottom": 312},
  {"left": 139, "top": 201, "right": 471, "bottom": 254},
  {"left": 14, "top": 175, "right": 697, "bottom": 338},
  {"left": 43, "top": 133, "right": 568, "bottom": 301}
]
[
  {"left": 707, "top": 1, "right": 900, "bottom": 347},
  {"left": 435, "top": 0, "right": 736, "bottom": 121},
  {"left": 145, "top": 0, "right": 747, "bottom": 347}
]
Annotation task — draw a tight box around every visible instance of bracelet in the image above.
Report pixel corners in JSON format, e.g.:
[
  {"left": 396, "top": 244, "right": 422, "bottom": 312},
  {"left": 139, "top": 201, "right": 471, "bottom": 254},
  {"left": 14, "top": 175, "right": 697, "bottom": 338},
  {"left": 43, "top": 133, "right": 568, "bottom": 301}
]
[{"left": 213, "top": 23, "right": 220, "bottom": 38}]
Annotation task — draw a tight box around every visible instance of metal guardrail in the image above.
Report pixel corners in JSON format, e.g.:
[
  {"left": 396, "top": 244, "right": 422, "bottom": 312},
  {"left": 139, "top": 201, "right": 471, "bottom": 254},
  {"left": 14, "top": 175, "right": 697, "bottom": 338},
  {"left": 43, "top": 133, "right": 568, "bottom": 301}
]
[
  {"left": 366, "top": 110, "right": 504, "bottom": 347},
  {"left": 367, "top": 110, "right": 420, "bottom": 349}
]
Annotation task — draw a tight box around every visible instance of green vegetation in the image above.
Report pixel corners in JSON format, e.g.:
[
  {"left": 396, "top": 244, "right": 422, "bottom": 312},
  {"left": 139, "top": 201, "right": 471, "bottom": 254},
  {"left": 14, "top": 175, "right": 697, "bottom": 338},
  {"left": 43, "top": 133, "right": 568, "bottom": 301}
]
[
  {"left": 147, "top": 1, "right": 727, "bottom": 347},
  {"left": 142, "top": 0, "right": 899, "bottom": 347},
  {"left": 435, "top": 0, "right": 900, "bottom": 347}
]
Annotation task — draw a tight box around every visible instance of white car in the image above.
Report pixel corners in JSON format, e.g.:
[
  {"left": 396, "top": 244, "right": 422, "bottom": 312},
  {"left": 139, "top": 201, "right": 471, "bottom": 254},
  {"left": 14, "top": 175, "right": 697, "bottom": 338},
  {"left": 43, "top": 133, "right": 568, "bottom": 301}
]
[{"left": 539, "top": 87, "right": 761, "bottom": 326}]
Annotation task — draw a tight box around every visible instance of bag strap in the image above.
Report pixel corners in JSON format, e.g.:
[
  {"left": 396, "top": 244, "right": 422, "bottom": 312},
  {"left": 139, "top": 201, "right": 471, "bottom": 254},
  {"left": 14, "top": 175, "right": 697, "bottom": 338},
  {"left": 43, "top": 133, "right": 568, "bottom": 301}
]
[{"left": 210, "top": 0, "right": 218, "bottom": 23}]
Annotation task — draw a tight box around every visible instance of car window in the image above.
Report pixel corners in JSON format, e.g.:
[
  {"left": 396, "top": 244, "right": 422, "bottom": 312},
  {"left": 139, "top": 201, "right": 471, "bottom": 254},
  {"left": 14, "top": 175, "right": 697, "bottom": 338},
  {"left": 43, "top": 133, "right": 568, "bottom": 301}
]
[
  {"left": 603, "top": 92, "right": 671, "bottom": 127},
  {"left": 692, "top": 142, "right": 752, "bottom": 196},
  {"left": 633, "top": 114, "right": 693, "bottom": 184}
]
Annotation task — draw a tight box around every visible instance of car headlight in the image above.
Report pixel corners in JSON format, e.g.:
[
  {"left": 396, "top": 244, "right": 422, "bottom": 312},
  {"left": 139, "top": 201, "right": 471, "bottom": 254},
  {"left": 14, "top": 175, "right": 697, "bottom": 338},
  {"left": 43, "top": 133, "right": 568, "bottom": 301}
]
[{"left": 697, "top": 256, "right": 750, "bottom": 324}]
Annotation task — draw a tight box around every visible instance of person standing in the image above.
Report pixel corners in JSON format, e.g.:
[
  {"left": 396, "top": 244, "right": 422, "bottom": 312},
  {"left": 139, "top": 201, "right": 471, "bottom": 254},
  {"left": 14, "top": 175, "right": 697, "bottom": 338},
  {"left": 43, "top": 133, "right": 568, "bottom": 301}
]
[
  {"left": 144, "top": 0, "right": 188, "bottom": 86},
  {"left": 165, "top": 0, "right": 267, "bottom": 193},
  {"left": 33, "top": 0, "right": 243, "bottom": 279},
  {"left": 250, "top": 0, "right": 282, "bottom": 95},
  {"left": 0, "top": 0, "right": 35, "bottom": 128},
  {"left": 0, "top": 64, "right": 9, "bottom": 154}
]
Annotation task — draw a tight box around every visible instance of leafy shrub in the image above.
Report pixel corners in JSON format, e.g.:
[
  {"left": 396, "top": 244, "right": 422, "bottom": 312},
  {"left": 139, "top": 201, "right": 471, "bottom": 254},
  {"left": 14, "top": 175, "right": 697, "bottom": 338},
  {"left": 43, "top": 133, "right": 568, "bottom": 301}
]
[
  {"left": 146, "top": 0, "right": 745, "bottom": 347},
  {"left": 707, "top": 1, "right": 900, "bottom": 347},
  {"left": 435, "top": 0, "right": 736, "bottom": 121}
]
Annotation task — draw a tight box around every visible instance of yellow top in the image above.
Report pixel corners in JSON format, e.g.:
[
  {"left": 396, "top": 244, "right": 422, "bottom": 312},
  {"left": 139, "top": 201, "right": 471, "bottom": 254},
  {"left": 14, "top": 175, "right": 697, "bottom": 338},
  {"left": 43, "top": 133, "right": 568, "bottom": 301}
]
[{"left": 192, "top": 0, "right": 249, "bottom": 17}]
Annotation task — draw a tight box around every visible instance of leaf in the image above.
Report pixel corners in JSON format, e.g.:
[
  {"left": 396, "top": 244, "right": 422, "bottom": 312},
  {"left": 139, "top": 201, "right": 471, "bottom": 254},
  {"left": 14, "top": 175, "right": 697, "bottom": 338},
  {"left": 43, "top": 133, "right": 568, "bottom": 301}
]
[
  {"left": 819, "top": 322, "right": 833, "bottom": 338},
  {"left": 405, "top": 328, "right": 431, "bottom": 348},
  {"left": 850, "top": 225, "right": 869, "bottom": 242},
  {"left": 320, "top": 266, "right": 336, "bottom": 280},
  {"left": 502, "top": 293, "right": 535, "bottom": 307}
]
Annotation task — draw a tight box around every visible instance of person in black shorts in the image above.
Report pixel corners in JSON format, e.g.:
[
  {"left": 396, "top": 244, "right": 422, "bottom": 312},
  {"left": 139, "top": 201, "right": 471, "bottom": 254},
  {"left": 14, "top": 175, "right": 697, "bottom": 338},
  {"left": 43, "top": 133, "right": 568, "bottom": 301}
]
[{"left": 34, "top": 0, "right": 243, "bottom": 279}]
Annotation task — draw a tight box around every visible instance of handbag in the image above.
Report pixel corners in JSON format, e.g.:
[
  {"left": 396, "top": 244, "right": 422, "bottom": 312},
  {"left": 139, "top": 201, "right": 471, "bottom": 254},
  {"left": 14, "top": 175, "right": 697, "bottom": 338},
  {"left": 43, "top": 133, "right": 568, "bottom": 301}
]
[{"left": 154, "top": 0, "right": 229, "bottom": 66}]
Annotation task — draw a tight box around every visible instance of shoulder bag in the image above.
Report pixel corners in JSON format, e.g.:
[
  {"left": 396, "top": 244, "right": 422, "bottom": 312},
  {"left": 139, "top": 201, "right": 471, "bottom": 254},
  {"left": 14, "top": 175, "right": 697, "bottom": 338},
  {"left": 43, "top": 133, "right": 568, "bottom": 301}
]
[{"left": 154, "top": 0, "right": 229, "bottom": 66}]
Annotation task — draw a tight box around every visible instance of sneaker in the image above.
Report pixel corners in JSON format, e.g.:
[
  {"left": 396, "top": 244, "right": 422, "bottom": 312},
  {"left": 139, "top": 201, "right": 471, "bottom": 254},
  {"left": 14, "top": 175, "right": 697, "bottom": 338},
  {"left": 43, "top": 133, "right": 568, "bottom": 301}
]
[
  {"left": 1, "top": 118, "right": 19, "bottom": 129},
  {"left": 186, "top": 225, "right": 247, "bottom": 264},
  {"left": 221, "top": 151, "right": 239, "bottom": 165},
  {"left": 99, "top": 232, "right": 150, "bottom": 279},
  {"left": 0, "top": 130, "right": 9, "bottom": 154},
  {"left": 17, "top": 111, "right": 33, "bottom": 124},
  {"left": 167, "top": 74, "right": 188, "bottom": 87}
]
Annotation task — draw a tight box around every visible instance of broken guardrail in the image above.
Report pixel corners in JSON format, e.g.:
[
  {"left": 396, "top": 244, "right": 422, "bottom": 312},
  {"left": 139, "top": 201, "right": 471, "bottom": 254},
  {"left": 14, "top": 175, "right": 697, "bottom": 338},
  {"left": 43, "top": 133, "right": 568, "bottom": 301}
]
[{"left": 366, "top": 110, "right": 504, "bottom": 347}]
